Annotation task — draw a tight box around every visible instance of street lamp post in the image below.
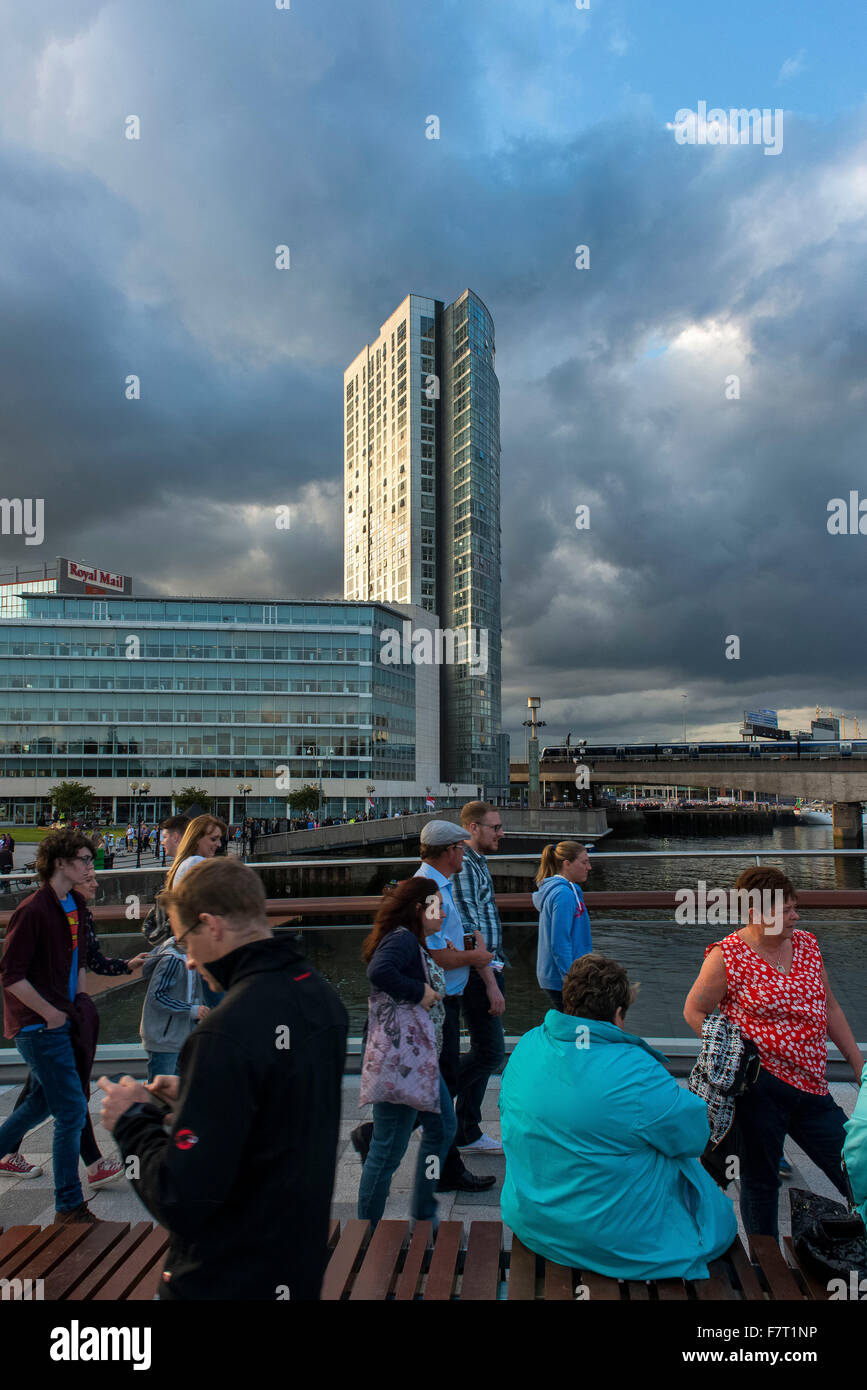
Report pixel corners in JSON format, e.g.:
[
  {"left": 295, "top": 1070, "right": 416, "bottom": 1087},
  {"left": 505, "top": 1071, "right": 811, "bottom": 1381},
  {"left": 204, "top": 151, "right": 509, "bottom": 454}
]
[
  {"left": 237, "top": 783, "right": 252, "bottom": 860},
  {"left": 316, "top": 759, "right": 323, "bottom": 824},
  {"left": 365, "top": 783, "right": 375, "bottom": 820},
  {"left": 129, "top": 781, "right": 150, "bottom": 868},
  {"left": 522, "top": 697, "right": 546, "bottom": 811}
]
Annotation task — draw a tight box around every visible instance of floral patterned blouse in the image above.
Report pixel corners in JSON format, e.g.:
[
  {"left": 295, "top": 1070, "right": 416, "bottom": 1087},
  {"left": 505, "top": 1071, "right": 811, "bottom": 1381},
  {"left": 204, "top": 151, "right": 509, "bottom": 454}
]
[{"left": 707, "top": 929, "right": 828, "bottom": 1095}]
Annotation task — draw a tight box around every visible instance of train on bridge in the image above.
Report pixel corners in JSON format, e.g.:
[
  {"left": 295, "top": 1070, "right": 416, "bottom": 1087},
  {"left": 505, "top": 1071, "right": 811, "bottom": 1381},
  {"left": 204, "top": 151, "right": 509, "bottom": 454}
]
[{"left": 540, "top": 740, "right": 865, "bottom": 761}]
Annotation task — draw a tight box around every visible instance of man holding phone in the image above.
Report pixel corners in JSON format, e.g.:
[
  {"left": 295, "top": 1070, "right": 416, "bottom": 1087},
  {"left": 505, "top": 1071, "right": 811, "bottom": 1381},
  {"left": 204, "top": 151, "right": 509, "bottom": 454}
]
[{"left": 99, "top": 857, "right": 347, "bottom": 1300}]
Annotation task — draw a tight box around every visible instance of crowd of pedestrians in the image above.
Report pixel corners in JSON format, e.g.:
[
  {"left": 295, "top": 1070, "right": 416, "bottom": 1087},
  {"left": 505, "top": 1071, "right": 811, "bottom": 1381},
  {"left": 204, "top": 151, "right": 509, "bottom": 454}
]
[{"left": 0, "top": 810, "right": 866, "bottom": 1299}]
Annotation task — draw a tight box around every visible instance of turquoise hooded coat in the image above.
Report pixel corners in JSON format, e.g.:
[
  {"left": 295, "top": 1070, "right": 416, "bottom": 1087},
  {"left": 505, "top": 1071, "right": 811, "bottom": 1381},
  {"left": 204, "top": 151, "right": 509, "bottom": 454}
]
[{"left": 499, "top": 1010, "right": 738, "bottom": 1280}]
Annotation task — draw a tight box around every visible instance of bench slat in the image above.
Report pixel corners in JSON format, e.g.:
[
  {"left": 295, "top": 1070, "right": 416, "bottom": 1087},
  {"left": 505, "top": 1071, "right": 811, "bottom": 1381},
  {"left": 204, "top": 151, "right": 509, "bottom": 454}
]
[
  {"left": 15, "top": 1222, "right": 113, "bottom": 1283},
  {"left": 749, "top": 1235, "right": 804, "bottom": 1301},
  {"left": 655, "top": 1279, "right": 688, "bottom": 1300},
  {"left": 92, "top": 1226, "right": 169, "bottom": 1301},
  {"left": 507, "top": 1236, "right": 538, "bottom": 1301},
  {"left": 626, "top": 1281, "right": 650, "bottom": 1300},
  {"left": 782, "top": 1237, "right": 828, "bottom": 1301},
  {"left": 423, "top": 1222, "right": 463, "bottom": 1300},
  {"left": 727, "top": 1237, "right": 765, "bottom": 1301},
  {"left": 545, "top": 1260, "right": 576, "bottom": 1301},
  {"left": 0, "top": 1226, "right": 42, "bottom": 1272},
  {"left": 43, "top": 1224, "right": 132, "bottom": 1301},
  {"left": 320, "top": 1219, "right": 370, "bottom": 1301},
  {"left": 581, "top": 1270, "right": 622, "bottom": 1301},
  {"left": 125, "top": 1255, "right": 167, "bottom": 1301},
  {"left": 67, "top": 1224, "right": 156, "bottom": 1301},
  {"left": 393, "top": 1222, "right": 432, "bottom": 1301},
  {"left": 460, "top": 1222, "right": 502, "bottom": 1301},
  {"left": 694, "top": 1258, "right": 736, "bottom": 1301},
  {"left": 349, "top": 1220, "right": 407, "bottom": 1301},
  {"left": 0, "top": 1222, "right": 88, "bottom": 1280}
]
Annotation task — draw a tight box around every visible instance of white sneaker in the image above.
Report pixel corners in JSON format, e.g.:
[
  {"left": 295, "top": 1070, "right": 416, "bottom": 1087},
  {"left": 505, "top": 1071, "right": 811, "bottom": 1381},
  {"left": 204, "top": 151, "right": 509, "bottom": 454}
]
[{"left": 458, "top": 1134, "right": 503, "bottom": 1154}]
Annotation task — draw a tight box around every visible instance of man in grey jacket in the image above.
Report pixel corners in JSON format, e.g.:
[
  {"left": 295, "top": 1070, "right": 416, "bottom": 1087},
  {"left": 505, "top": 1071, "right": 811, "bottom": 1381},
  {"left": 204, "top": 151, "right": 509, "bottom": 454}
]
[{"left": 140, "top": 937, "right": 207, "bottom": 1082}]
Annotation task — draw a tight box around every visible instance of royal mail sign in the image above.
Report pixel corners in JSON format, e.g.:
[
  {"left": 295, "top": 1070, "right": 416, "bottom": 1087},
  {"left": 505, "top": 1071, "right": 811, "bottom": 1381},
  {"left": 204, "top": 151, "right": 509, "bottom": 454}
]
[{"left": 57, "top": 557, "right": 133, "bottom": 595}]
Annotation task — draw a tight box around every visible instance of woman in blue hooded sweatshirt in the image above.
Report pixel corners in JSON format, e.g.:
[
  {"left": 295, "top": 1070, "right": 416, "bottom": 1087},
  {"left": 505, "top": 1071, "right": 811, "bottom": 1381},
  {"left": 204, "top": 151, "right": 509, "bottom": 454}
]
[{"left": 533, "top": 841, "right": 592, "bottom": 1008}]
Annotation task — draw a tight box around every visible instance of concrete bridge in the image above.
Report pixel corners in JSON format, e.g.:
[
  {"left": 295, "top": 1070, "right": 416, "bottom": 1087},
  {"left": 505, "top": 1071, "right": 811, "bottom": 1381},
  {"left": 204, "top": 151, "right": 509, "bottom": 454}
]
[
  {"left": 254, "top": 807, "right": 609, "bottom": 859},
  {"left": 511, "top": 757, "right": 867, "bottom": 844}
]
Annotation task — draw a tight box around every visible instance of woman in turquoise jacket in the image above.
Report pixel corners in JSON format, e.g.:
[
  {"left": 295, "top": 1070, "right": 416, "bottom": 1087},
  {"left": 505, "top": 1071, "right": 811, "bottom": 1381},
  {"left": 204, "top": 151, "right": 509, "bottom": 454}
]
[
  {"left": 500, "top": 953, "right": 737, "bottom": 1281},
  {"left": 843, "top": 1063, "right": 867, "bottom": 1226},
  {"left": 533, "top": 841, "right": 593, "bottom": 1007}
]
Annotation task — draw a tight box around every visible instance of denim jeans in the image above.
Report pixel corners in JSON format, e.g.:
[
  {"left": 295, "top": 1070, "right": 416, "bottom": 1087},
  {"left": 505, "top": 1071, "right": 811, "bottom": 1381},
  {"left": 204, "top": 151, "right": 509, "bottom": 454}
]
[
  {"left": 0, "top": 1022, "right": 87, "bottom": 1212},
  {"left": 736, "top": 1068, "right": 849, "bottom": 1237},
  {"left": 13, "top": 1072, "right": 101, "bottom": 1166},
  {"left": 357, "top": 1075, "right": 457, "bottom": 1227},
  {"left": 147, "top": 1051, "right": 180, "bottom": 1083},
  {"left": 455, "top": 969, "right": 505, "bottom": 1147}
]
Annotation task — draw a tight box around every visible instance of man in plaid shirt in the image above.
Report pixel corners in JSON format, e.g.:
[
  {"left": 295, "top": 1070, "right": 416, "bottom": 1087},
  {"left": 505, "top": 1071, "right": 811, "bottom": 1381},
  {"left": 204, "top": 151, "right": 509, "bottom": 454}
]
[{"left": 451, "top": 801, "right": 507, "bottom": 1154}]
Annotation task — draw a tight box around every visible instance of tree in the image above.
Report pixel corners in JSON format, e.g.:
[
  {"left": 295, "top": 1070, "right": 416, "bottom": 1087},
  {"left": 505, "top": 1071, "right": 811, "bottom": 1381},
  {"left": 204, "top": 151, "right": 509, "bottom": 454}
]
[
  {"left": 50, "top": 781, "right": 95, "bottom": 819},
  {"left": 285, "top": 785, "right": 320, "bottom": 815},
  {"left": 173, "top": 787, "right": 213, "bottom": 815}
]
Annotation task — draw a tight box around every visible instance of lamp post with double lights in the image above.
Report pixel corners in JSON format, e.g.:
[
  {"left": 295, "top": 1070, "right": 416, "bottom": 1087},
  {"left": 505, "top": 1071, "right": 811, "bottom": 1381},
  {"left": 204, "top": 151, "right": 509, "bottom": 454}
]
[
  {"left": 522, "top": 697, "right": 546, "bottom": 811},
  {"left": 237, "top": 783, "right": 252, "bottom": 860},
  {"left": 128, "top": 780, "right": 150, "bottom": 868}
]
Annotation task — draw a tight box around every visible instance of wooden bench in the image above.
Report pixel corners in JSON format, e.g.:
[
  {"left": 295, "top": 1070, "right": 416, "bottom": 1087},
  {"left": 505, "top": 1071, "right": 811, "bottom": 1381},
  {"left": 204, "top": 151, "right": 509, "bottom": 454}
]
[
  {"left": 0, "top": 1218, "right": 829, "bottom": 1300},
  {"left": 0, "top": 1221, "right": 169, "bottom": 1300},
  {"left": 320, "top": 1221, "right": 833, "bottom": 1301}
]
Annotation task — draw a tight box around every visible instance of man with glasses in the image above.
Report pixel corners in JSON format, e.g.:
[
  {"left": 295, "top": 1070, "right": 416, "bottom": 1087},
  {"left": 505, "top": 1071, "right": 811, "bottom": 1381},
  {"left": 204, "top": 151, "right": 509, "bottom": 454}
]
[
  {"left": 0, "top": 831, "right": 101, "bottom": 1222},
  {"left": 451, "top": 801, "right": 508, "bottom": 1155},
  {"left": 99, "top": 858, "right": 348, "bottom": 1299}
]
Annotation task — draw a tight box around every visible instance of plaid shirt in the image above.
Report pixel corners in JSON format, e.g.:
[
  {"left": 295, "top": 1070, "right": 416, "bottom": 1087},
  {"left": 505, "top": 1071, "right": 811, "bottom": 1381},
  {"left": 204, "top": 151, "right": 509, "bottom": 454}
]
[{"left": 452, "top": 846, "right": 504, "bottom": 962}]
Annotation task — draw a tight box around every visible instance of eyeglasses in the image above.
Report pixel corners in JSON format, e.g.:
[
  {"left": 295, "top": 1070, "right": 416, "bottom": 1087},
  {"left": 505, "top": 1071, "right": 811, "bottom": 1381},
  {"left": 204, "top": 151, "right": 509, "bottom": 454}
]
[
  {"left": 74, "top": 854, "right": 94, "bottom": 867},
  {"left": 173, "top": 921, "right": 201, "bottom": 954}
]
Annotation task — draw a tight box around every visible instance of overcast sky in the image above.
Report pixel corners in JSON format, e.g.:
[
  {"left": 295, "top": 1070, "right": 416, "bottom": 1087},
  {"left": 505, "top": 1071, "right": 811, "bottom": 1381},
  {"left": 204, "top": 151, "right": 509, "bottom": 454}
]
[{"left": 2, "top": 0, "right": 866, "bottom": 748}]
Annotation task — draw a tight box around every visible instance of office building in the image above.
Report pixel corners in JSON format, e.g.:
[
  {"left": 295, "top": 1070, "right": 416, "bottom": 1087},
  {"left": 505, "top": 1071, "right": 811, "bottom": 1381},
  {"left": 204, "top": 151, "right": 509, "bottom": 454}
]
[
  {"left": 0, "top": 590, "right": 471, "bottom": 824},
  {"left": 343, "top": 289, "right": 506, "bottom": 792}
]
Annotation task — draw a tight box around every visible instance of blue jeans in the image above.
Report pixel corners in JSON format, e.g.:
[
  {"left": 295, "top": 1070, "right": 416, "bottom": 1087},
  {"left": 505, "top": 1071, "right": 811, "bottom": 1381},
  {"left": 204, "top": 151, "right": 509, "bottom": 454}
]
[
  {"left": 735, "top": 1068, "right": 849, "bottom": 1237},
  {"left": 357, "top": 1075, "right": 457, "bottom": 1227},
  {"left": 147, "top": 1051, "right": 179, "bottom": 1083},
  {"left": 0, "top": 1022, "right": 87, "bottom": 1213}
]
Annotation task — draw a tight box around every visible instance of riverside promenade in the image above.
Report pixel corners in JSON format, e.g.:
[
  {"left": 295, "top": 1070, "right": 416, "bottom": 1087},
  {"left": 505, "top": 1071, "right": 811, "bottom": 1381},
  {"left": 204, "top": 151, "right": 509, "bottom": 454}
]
[{"left": 0, "top": 1071, "right": 860, "bottom": 1256}]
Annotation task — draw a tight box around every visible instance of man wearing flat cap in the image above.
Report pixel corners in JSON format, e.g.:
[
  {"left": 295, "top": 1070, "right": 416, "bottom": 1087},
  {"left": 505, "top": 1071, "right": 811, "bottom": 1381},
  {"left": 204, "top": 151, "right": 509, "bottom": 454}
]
[{"left": 414, "top": 821, "right": 497, "bottom": 1194}]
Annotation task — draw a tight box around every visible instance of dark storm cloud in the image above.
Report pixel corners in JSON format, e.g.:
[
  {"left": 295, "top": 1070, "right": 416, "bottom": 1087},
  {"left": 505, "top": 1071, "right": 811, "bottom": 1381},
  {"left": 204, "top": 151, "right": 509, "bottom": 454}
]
[{"left": 1, "top": 2, "right": 866, "bottom": 742}]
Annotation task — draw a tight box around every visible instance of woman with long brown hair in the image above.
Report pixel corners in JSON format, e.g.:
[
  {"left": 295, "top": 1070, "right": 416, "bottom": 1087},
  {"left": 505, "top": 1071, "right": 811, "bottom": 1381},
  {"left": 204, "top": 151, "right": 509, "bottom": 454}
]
[
  {"left": 356, "top": 877, "right": 455, "bottom": 1231},
  {"left": 533, "top": 841, "right": 593, "bottom": 1008},
  {"left": 164, "top": 815, "right": 227, "bottom": 890}
]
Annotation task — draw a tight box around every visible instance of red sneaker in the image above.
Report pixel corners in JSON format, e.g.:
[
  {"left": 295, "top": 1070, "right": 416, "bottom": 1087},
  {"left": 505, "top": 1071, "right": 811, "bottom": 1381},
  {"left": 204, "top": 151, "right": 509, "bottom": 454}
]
[
  {"left": 0, "top": 1153, "right": 43, "bottom": 1178},
  {"left": 86, "top": 1156, "right": 124, "bottom": 1189}
]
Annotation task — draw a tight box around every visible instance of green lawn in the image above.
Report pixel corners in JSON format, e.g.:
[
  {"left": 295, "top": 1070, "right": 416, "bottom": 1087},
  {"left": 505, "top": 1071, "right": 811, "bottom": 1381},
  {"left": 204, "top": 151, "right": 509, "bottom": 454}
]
[{"left": 0, "top": 826, "right": 129, "bottom": 842}]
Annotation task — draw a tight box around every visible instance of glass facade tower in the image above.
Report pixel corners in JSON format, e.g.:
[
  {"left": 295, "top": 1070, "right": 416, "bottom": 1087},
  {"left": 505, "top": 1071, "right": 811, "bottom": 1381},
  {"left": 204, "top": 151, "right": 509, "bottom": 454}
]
[{"left": 344, "top": 290, "right": 505, "bottom": 792}]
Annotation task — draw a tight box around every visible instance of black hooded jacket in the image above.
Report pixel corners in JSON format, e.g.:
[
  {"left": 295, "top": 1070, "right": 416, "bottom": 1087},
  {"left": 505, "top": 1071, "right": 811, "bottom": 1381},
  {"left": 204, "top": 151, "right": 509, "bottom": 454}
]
[{"left": 115, "top": 934, "right": 348, "bottom": 1300}]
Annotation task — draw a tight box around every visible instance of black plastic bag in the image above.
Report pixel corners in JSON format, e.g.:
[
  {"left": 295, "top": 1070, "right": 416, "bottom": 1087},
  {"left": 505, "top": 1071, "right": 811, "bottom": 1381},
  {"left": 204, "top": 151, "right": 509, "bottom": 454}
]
[{"left": 789, "top": 1186, "right": 867, "bottom": 1281}]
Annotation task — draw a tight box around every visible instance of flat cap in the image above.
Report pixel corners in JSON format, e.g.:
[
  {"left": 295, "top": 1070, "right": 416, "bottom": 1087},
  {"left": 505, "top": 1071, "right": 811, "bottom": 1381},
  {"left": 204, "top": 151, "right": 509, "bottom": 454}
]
[{"left": 420, "top": 819, "right": 468, "bottom": 849}]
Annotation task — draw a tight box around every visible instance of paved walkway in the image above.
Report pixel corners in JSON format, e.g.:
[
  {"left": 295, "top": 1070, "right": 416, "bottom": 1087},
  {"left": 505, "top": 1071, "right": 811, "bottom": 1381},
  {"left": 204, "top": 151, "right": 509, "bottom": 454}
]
[{"left": 0, "top": 1076, "right": 860, "bottom": 1248}]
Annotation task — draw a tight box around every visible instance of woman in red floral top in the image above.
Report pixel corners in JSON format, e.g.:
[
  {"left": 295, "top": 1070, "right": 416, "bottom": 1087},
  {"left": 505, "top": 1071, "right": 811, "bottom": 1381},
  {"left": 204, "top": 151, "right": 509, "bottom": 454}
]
[{"left": 684, "top": 866, "right": 863, "bottom": 1237}]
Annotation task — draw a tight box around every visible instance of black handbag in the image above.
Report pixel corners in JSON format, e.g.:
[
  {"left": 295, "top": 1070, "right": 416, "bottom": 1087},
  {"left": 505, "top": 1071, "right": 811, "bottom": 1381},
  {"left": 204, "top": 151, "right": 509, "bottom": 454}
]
[
  {"left": 789, "top": 1185, "right": 867, "bottom": 1282},
  {"left": 142, "top": 900, "right": 171, "bottom": 946}
]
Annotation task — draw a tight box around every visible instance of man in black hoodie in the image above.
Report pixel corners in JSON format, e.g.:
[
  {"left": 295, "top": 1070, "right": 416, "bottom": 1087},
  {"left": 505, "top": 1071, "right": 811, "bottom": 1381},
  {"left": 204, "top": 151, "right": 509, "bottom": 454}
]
[{"left": 99, "top": 857, "right": 347, "bottom": 1300}]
